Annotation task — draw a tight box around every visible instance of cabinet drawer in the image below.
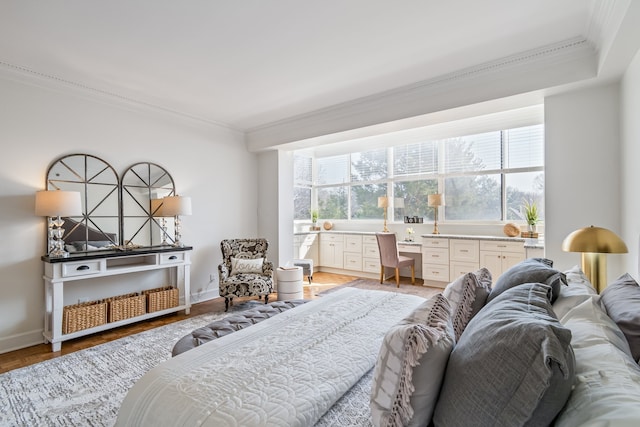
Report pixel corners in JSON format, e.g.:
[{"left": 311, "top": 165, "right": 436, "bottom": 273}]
[
  {"left": 344, "top": 235, "right": 363, "bottom": 253},
  {"left": 397, "top": 243, "right": 420, "bottom": 254},
  {"left": 422, "top": 264, "right": 450, "bottom": 282},
  {"left": 450, "top": 261, "right": 480, "bottom": 281},
  {"left": 480, "top": 240, "right": 524, "bottom": 253},
  {"left": 363, "top": 235, "right": 377, "bottom": 245},
  {"left": 362, "top": 244, "right": 379, "bottom": 258},
  {"left": 363, "top": 258, "right": 380, "bottom": 273},
  {"left": 62, "top": 260, "right": 103, "bottom": 277},
  {"left": 160, "top": 252, "right": 185, "bottom": 264},
  {"left": 422, "top": 238, "right": 449, "bottom": 248},
  {"left": 343, "top": 253, "right": 363, "bottom": 271},
  {"left": 422, "top": 247, "right": 449, "bottom": 265},
  {"left": 322, "top": 234, "right": 343, "bottom": 243},
  {"left": 450, "top": 239, "right": 479, "bottom": 262}
]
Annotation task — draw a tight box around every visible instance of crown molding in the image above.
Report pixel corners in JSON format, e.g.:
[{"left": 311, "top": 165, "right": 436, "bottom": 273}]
[
  {"left": 0, "top": 60, "right": 241, "bottom": 133},
  {"left": 246, "top": 37, "right": 597, "bottom": 151}
]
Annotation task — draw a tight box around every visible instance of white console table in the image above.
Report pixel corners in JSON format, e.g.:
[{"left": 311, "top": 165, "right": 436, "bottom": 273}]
[{"left": 42, "top": 246, "right": 192, "bottom": 351}]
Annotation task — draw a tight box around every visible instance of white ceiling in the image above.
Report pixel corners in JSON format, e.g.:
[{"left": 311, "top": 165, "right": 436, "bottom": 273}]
[{"left": 0, "top": 1, "right": 637, "bottom": 138}]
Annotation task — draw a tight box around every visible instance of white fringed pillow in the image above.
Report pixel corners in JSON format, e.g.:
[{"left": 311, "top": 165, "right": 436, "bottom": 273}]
[
  {"left": 443, "top": 267, "right": 492, "bottom": 341},
  {"left": 370, "top": 293, "right": 454, "bottom": 427},
  {"left": 230, "top": 257, "right": 264, "bottom": 275}
]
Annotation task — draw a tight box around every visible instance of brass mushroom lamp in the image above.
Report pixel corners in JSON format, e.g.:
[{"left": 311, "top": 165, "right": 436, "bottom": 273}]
[{"left": 562, "top": 226, "right": 627, "bottom": 293}]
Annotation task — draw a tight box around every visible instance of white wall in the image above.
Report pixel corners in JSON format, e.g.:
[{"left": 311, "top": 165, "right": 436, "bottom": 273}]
[
  {"left": 621, "top": 49, "right": 640, "bottom": 278},
  {"left": 544, "top": 82, "right": 625, "bottom": 281},
  {"left": 256, "top": 150, "right": 294, "bottom": 272},
  {"left": 0, "top": 76, "right": 258, "bottom": 353}
]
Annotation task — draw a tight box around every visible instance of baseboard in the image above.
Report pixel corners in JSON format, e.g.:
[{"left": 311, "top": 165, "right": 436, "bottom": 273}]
[
  {"left": 0, "top": 329, "right": 45, "bottom": 355},
  {"left": 190, "top": 288, "right": 219, "bottom": 304}
]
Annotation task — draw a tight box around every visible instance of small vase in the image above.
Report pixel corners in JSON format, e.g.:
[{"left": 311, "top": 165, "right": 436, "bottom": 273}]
[
  {"left": 528, "top": 224, "right": 537, "bottom": 233},
  {"left": 405, "top": 235, "right": 414, "bottom": 242}
]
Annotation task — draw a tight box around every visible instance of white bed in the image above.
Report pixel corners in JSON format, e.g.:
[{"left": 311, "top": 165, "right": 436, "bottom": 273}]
[
  {"left": 117, "top": 264, "right": 640, "bottom": 427},
  {"left": 116, "top": 287, "right": 425, "bottom": 426}
]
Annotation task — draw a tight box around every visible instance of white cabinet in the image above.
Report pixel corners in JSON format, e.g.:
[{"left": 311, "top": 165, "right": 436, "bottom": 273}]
[
  {"left": 479, "top": 240, "right": 525, "bottom": 280},
  {"left": 293, "top": 233, "right": 319, "bottom": 266},
  {"left": 320, "top": 234, "right": 344, "bottom": 269},
  {"left": 449, "top": 239, "right": 479, "bottom": 280},
  {"left": 422, "top": 237, "right": 450, "bottom": 284},
  {"left": 343, "top": 234, "right": 363, "bottom": 271},
  {"left": 42, "top": 247, "right": 192, "bottom": 351},
  {"left": 362, "top": 235, "right": 380, "bottom": 274}
]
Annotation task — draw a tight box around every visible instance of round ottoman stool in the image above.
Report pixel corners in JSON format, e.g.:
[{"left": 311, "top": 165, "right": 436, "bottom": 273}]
[{"left": 276, "top": 266, "right": 304, "bottom": 300}]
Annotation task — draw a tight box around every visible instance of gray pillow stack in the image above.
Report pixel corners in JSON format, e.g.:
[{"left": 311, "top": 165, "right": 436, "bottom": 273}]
[
  {"left": 433, "top": 282, "right": 575, "bottom": 427},
  {"left": 487, "top": 258, "right": 566, "bottom": 304}
]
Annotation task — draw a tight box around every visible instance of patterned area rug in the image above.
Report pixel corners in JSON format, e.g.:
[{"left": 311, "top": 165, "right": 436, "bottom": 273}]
[
  {"left": 0, "top": 279, "right": 441, "bottom": 426},
  {"left": 0, "top": 301, "right": 263, "bottom": 427}
]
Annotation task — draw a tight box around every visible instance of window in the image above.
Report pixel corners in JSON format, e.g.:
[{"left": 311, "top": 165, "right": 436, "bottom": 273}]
[
  {"left": 294, "top": 123, "right": 544, "bottom": 224},
  {"left": 293, "top": 154, "right": 312, "bottom": 220}
]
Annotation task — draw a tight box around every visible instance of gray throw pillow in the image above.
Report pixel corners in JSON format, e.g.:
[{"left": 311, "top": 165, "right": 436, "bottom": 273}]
[
  {"left": 443, "top": 267, "right": 492, "bottom": 341},
  {"left": 600, "top": 273, "right": 640, "bottom": 362},
  {"left": 370, "top": 294, "right": 455, "bottom": 427},
  {"left": 487, "top": 258, "right": 566, "bottom": 304},
  {"left": 433, "top": 283, "right": 575, "bottom": 427}
]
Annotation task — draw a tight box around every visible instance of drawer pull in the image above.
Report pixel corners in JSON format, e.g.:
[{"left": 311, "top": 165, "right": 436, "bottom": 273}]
[
  {"left": 498, "top": 245, "right": 507, "bottom": 248},
  {"left": 168, "top": 255, "right": 178, "bottom": 260},
  {"left": 460, "top": 249, "right": 469, "bottom": 253},
  {"left": 76, "top": 265, "right": 90, "bottom": 271}
]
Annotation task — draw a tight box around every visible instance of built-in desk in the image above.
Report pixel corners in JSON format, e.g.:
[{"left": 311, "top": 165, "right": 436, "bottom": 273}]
[{"left": 310, "top": 231, "right": 543, "bottom": 286}]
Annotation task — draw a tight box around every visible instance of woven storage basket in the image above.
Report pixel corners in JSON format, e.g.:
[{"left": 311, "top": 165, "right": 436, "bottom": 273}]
[
  {"left": 63, "top": 300, "right": 108, "bottom": 334},
  {"left": 144, "top": 286, "right": 179, "bottom": 312},
  {"left": 106, "top": 292, "right": 146, "bottom": 323}
]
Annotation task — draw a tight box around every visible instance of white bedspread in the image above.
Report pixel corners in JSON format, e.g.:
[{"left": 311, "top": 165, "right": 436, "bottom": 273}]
[{"left": 115, "top": 287, "right": 425, "bottom": 427}]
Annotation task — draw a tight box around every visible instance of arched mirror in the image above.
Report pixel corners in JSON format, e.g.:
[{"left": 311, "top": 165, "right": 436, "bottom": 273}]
[
  {"left": 46, "top": 154, "right": 120, "bottom": 251},
  {"left": 121, "top": 162, "right": 175, "bottom": 247}
]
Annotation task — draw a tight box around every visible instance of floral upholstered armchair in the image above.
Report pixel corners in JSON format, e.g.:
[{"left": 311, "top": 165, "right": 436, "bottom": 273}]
[{"left": 218, "top": 238, "right": 274, "bottom": 311}]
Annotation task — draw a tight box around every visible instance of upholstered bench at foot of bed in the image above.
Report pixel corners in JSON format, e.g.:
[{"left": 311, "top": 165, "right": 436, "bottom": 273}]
[{"left": 172, "top": 300, "right": 308, "bottom": 357}]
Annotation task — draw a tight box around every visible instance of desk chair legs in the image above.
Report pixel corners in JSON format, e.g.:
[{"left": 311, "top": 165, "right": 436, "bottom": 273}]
[{"left": 380, "top": 265, "right": 416, "bottom": 287}]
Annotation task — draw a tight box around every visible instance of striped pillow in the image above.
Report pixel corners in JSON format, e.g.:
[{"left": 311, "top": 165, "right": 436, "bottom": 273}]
[{"left": 370, "top": 294, "right": 454, "bottom": 427}]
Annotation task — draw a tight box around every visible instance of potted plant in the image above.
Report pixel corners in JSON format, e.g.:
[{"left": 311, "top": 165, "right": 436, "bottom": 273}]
[
  {"left": 310, "top": 210, "right": 319, "bottom": 230},
  {"left": 405, "top": 227, "right": 415, "bottom": 242},
  {"left": 522, "top": 199, "right": 539, "bottom": 232}
]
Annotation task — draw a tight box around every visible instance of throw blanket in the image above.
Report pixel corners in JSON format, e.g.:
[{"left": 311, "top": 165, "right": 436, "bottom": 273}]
[{"left": 116, "top": 288, "right": 425, "bottom": 426}]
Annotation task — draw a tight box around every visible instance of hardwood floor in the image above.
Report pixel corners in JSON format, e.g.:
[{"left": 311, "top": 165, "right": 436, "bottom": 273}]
[{"left": 0, "top": 271, "right": 360, "bottom": 375}]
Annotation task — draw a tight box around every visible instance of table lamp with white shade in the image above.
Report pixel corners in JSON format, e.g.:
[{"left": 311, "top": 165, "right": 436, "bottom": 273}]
[
  {"left": 428, "top": 193, "right": 444, "bottom": 234},
  {"left": 378, "top": 196, "right": 389, "bottom": 232},
  {"left": 35, "top": 190, "right": 83, "bottom": 257},
  {"left": 162, "top": 195, "right": 192, "bottom": 247}
]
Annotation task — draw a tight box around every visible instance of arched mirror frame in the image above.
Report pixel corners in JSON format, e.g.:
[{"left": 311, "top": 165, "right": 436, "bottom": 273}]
[
  {"left": 43, "top": 155, "right": 178, "bottom": 252},
  {"left": 121, "top": 162, "right": 176, "bottom": 247},
  {"left": 45, "top": 153, "right": 120, "bottom": 252}
]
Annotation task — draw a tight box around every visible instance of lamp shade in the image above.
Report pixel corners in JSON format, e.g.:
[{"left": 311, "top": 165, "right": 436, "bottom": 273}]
[
  {"left": 562, "top": 226, "right": 628, "bottom": 254},
  {"left": 428, "top": 194, "right": 444, "bottom": 207},
  {"left": 163, "top": 196, "right": 192, "bottom": 216},
  {"left": 35, "top": 190, "right": 82, "bottom": 217},
  {"left": 377, "top": 196, "right": 389, "bottom": 208},
  {"left": 150, "top": 199, "right": 165, "bottom": 217}
]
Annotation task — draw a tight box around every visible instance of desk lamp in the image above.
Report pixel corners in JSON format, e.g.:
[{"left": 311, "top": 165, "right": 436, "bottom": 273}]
[
  {"left": 428, "top": 194, "right": 444, "bottom": 234},
  {"left": 562, "top": 225, "right": 627, "bottom": 293}
]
